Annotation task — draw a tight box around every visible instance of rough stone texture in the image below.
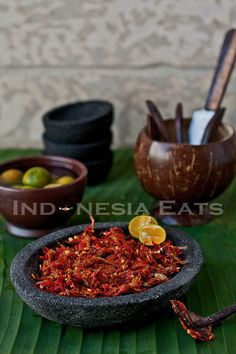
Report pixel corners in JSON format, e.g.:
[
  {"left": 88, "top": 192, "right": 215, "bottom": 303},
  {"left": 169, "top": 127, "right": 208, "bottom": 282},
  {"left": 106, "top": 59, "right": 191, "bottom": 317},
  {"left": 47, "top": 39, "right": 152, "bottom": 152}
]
[
  {"left": 0, "top": 0, "right": 236, "bottom": 148},
  {"left": 10, "top": 222, "right": 203, "bottom": 327}
]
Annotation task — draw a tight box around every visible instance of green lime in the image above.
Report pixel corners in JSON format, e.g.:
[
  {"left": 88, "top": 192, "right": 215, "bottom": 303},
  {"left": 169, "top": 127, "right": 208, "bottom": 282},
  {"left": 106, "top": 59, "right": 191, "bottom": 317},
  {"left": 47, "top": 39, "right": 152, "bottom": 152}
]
[
  {"left": 0, "top": 169, "right": 23, "bottom": 186},
  {"left": 13, "top": 185, "right": 35, "bottom": 189},
  {"left": 22, "top": 167, "right": 52, "bottom": 188},
  {"left": 44, "top": 183, "right": 61, "bottom": 189},
  {"left": 56, "top": 176, "right": 75, "bottom": 185}
]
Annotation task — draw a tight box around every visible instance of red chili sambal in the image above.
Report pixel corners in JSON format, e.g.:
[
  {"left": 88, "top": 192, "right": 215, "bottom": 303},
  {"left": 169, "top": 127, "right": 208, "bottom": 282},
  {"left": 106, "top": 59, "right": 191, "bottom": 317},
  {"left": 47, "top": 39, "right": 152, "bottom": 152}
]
[{"left": 33, "top": 224, "right": 186, "bottom": 298}]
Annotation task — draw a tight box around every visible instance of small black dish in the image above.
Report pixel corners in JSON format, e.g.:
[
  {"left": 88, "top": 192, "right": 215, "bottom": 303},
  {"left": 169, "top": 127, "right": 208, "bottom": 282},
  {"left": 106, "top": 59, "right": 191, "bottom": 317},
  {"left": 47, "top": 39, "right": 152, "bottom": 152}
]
[
  {"left": 43, "top": 132, "right": 113, "bottom": 161},
  {"left": 10, "top": 222, "right": 203, "bottom": 328},
  {"left": 85, "top": 152, "right": 113, "bottom": 185},
  {"left": 43, "top": 101, "right": 113, "bottom": 144}
]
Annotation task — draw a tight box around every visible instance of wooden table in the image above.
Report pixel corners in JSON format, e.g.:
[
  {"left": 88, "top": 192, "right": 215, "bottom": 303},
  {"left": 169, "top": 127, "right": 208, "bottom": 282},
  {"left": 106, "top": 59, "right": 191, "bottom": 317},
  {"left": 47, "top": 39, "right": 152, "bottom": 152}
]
[{"left": 0, "top": 149, "right": 235, "bottom": 354}]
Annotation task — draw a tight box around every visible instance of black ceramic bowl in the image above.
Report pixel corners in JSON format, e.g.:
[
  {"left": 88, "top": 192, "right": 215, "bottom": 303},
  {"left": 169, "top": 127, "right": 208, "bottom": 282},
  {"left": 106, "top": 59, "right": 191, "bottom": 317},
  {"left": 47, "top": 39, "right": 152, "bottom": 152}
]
[
  {"left": 43, "top": 131, "right": 112, "bottom": 161},
  {"left": 43, "top": 101, "right": 113, "bottom": 144},
  {"left": 10, "top": 222, "right": 203, "bottom": 328},
  {"left": 85, "top": 151, "right": 113, "bottom": 185}
]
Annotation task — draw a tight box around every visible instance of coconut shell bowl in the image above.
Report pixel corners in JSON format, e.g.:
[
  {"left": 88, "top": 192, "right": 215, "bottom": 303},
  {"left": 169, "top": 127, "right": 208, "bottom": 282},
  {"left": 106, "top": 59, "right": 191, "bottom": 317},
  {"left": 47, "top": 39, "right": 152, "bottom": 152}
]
[
  {"left": 135, "top": 119, "right": 236, "bottom": 226},
  {"left": 0, "top": 156, "right": 87, "bottom": 238}
]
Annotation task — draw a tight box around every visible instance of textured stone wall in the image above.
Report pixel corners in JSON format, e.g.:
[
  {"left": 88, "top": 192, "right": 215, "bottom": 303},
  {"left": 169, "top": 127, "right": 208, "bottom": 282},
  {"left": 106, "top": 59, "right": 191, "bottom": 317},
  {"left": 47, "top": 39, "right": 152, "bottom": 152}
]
[{"left": 0, "top": 0, "right": 236, "bottom": 148}]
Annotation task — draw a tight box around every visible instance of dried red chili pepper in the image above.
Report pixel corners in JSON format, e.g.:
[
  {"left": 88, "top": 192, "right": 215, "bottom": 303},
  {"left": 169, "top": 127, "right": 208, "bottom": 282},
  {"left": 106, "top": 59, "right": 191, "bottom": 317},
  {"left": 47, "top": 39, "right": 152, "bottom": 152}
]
[{"left": 33, "top": 223, "right": 186, "bottom": 298}]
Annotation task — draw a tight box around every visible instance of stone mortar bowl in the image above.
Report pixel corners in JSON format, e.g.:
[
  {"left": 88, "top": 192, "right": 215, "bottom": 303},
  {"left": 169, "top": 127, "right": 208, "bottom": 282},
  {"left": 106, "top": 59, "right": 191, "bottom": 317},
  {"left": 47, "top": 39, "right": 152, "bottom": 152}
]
[
  {"left": 43, "top": 100, "right": 113, "bottom": 144},
  {"left": 10, "top": 222, "right": 203, "bottom": 328},
  {"left": 135, "top": 119, "right": 236, "bottom": 226},
  {"left": 43, "top": 131, "right": 113, "bottom": 161},
  {"left": 0, "top": 156, "right": 87, "bottom": 238}
]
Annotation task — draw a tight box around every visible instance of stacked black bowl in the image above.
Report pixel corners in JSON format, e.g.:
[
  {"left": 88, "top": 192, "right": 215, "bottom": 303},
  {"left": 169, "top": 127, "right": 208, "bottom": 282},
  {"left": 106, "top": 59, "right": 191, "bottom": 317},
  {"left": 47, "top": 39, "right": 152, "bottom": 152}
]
[{"left": 42, "top": 101, "right": 113, "bottom": 185}]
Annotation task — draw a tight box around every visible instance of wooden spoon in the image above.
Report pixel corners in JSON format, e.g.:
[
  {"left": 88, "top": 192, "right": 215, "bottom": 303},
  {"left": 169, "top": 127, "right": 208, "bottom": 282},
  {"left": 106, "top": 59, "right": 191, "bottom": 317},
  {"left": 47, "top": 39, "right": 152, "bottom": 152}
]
[
  {"left": 147, "top": 114, "right": 159, "bottom": 140},
  {"left": 146, "top": 100, "right": 169, "bottom": 142},
  {"left": 200, "top": 107, "right": 225, "bottom": 144},
  {"left": 171, "top": 299, "right": 236, "bottom": 342},
  {"left": 175, "top": 102, "right": 184, "bottom": 143}
]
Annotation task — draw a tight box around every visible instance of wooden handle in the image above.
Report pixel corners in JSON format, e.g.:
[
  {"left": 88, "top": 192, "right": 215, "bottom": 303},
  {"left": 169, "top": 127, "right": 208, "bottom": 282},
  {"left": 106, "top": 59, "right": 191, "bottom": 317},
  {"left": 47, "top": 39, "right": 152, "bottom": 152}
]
[
  {"left": 147, "top": 114, "right": 159, "bottom": 140},
  {"left": 145, "top": 100, "right": 169, "bottom": 141},
  {"left": 200, "top": 107, "right": 225, "bottom": 144},
  {"left": 175, "top": 102, "right": 184, "bottom": 143},
  {"left": 205, "top": 29, "right": 236, "bottom": 111}
]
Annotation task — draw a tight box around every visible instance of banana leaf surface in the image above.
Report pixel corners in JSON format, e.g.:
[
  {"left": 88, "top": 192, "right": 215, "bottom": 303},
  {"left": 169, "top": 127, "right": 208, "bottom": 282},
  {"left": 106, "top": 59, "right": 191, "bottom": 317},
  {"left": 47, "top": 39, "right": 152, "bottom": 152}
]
[{"left": 0, "top": 148, "right": 235, "bottom": 354}]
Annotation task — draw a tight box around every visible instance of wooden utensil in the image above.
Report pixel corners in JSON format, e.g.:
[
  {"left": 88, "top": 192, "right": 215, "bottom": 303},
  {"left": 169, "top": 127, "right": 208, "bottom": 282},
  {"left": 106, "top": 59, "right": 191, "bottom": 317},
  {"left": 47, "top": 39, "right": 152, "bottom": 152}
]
[
  {"left": 147, "top": 114, "right": 159, "bottom": 140},
  {"left": 175, "top": 102, "right": 184, "bottom": 143},
  {"left": 189, "top": 28, "right": 236, "bottom": 145},
  {"left": 201, "top": 107, "right": 225, "bottom": 144},
  {"left": 205, "top": 29, "right": 236, "bottom": 110},
  {"left": 146, "top": 100, "right": 169, "bottom": 142},
  {"left": 171, "top": 299, "right": 236, "bottom": 342}
]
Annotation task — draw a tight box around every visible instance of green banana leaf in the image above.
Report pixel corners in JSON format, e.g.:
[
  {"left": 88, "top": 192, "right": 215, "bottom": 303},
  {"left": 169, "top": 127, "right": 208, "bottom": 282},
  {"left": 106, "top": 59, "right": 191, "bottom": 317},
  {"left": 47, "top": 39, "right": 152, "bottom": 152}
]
[{"left": 0, "top": 148, "right": 236, "bottom": 354}]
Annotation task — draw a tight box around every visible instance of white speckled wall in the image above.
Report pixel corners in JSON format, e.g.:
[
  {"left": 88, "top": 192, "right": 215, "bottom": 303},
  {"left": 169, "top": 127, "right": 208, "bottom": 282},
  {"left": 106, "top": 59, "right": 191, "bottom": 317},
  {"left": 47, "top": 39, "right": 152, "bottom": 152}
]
[{"left": 0, "top": 0, "right": 236, "bottom": 148}]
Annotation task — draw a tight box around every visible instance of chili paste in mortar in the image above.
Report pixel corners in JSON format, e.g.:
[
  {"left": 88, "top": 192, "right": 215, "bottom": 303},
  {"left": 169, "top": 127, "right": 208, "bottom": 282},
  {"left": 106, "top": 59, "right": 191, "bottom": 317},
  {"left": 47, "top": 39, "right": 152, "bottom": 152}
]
[{"left": 33, "top": 222, "right": 186, "bottom": 297}]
